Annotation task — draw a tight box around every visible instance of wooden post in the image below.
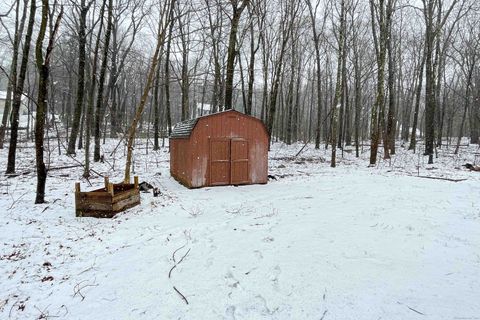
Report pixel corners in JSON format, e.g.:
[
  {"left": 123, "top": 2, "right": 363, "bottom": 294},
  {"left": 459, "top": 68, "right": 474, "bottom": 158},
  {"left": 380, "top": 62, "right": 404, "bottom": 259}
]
[
  {"left": 108, "top": 182, "right": 114, "bottom": 196},
  {"left": 134, "top": 176, "right": 139, "bottom": 189},
  {"left": 104, "top": 176, "right": 109, "bottom": 190},
  {"left": 75, "top": 182, "right": 81, "bottom": 217}
]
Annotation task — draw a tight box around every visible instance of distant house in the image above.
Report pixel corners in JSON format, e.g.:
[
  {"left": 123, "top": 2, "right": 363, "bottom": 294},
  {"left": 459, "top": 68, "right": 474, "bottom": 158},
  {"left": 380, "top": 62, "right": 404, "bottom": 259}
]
[
  {"left": 196, "top": 103, "right": 212, "bottom": 117},
  {"left": 0, "top": 91, "right": 7, "bottom": 115},
  {"left": 0, "top": 91, "right": 29, "bottom": 117}
]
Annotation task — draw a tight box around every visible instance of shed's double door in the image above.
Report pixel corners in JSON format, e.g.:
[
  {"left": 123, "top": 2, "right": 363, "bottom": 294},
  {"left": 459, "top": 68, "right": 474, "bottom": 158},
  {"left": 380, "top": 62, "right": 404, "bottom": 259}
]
[{"left": 210, "top": 138, "right": 249, "bottom": 186}]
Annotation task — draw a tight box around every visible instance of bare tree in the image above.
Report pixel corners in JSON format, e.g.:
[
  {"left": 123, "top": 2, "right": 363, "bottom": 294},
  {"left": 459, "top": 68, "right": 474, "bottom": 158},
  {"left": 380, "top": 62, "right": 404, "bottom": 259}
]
[
  {"left": 6, "top": 0, "right": 36, "bottom": 174},
  {"left": 94, "top": 0, "right": 114, "bottom": 161},
  {"left": 224, "top": 0, "right": 249, "bottom": 110},
  {"left": 452, "top": 19, "right": 479, "bottom": 153},
  {"left": 421, "top": 0, "right": 466, "bottom": 163},
  {"left": 0, "top": 0, "right": 28, "bottom": 149},
  {"left": 83, "top": 0, "right": 108, "bottom": 176},
  {"left": 368, "top": 0, "right": 393, "bottom": 165},
  {"left": 305, "top": 0, "right": 327, "bottom": 149},
  {"left": 330, "top": 0, "right": 347, "bottom": 167},
  {"left": 124, "top": 0, "right": 176, "bottom": 182},
  {"left": 66, "top": 0, "right": 93, "bottom": 155},
  {"left": 34, "top": 0, "right": 63, "bottom": 203},
  {"left": 266, "top": 0, "right": 301, "bottom": 141}
]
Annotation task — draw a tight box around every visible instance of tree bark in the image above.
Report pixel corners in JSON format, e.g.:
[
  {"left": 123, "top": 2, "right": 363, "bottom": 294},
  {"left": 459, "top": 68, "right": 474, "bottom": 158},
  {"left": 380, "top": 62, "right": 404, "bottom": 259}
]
[
  {"left": 124, "top": 0, "right": 175, "bottom": 183},
  {"left": 368, "top": 0, "right": 389, "bottom": 165},
  {"left": 164, "top": 4, "right": 175, "bottom": 134},
  {"left": 409, "top": 49, "right": 426, "bottom": 151},
  {"left": 34, "top": 0, "right": 62, "bottom": 203},
  {"left": 67, "top": 0, "right": 90, "bottom": 155},
  {"left": 0, "top": 0, "right": 28, "bottom": 149},
  {"left": 330, "top": 0, "right": 346, "bottom": 168},
  {"left": 94, "top": 0, "right": 113, "bottom": 161},
  {"left": 224, "top": 0, "right": 249, "bottom": 110},
  {"left": 6, "top": 0, "right": 36, "bottom": 174},
  {"left": 84, "top": 0, "right": 107, "bottom": 176}
]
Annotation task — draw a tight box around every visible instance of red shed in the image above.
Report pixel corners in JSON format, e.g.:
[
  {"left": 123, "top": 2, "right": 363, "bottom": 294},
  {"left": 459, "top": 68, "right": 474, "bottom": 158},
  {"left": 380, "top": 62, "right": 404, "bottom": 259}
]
[{"left": 170, "top": 110, "right": 269, "bottom": 188}]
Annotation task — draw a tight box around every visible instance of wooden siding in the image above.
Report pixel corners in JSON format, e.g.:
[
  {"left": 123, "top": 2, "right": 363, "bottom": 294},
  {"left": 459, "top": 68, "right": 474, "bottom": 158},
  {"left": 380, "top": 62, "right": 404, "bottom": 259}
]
[
  {"left": 170, "top": 138, "right": 192, "bottom": 187},
  {"left": 170, "top": 110, "right": 268, "bottom": 188}
]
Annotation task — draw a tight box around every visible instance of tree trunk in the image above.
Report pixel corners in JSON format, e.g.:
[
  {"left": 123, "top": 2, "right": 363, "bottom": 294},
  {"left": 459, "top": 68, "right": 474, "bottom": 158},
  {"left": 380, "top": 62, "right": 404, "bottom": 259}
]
[
  {"left": 385, "top": 5, "right": 396, "bottom": 155},
  {"left": 266, "top": 1, "right": 298, "bottom": 141},
  {"left": 164, "top": 5, "right": 174, "bottom": 134},
  {"left": 34, "top": 0, "right": 48, "bottom": 203},
  {"left": 0, "top": 0, "right": 28, "bottom": 149},
  {"left": 245, "top": 18, "right": 258, "bottom": 115},
  {"left": 224, "top": 1, "right": 249, "bottom": 110},
  {"left": 331, "top": 0, "right": 346, "bottom": 167},
  {"left": 94, "top": 0, "right": 113, "bottom": 162},
  {"left": 409, "top": 50, "right": 426, "bottom": 151},
  {"left": 6, "top": 0, "right": 36, "bottom": 174},
  {"left": 34, "top": 0, "right": 62, "bottom": 203},
  {"left": 153, "top": 60, "right": 161, "bottom": 150},
  {"left": 67, "top": 0, "right": 89, "bottom": 155},
  {"left": 369, "top": 0, "right": 389, "bottom": 165},
  {"left": 306, "top": 0, "right": 324, "bottom": 149},
  {"left": 354, "top": 55, "right": 361, "bottom": 157},
  {"left": 124, "top": 0, "right": 175, "bottom": 182},
  {"left": 84, "top": 0, "right": 107, "bottom": 176}
]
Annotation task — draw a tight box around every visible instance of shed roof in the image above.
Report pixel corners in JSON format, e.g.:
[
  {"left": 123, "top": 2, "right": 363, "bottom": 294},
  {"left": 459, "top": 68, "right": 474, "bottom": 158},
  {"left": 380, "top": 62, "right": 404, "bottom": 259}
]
[
  {"left": 170, "top": 118, "right": 198, "bottom": 138},
  {"left": 170, "top": 110, "right": 266, "bottom": 139}
]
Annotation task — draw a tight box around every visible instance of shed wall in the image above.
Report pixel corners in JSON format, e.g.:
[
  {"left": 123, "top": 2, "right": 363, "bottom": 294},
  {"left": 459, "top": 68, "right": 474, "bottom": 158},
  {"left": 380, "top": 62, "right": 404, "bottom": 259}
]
[
  {"left": 189, "top": 112, "right": 268, "bottom": 187},
  {"left": 170, "top": 138, "right": 192, "bottom": 187}
]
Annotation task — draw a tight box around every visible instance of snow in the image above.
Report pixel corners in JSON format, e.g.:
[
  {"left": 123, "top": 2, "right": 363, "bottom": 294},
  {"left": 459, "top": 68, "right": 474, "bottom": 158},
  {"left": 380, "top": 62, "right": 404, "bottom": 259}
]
[
  {"left": 1, "top": 138, "right": 480, "bottom": 319},
  {"left": 197, "top": 103, "right": 212, "bottom": 116},
  {"left": 197, "top": 103, "right": 212, "bottom": 111}
]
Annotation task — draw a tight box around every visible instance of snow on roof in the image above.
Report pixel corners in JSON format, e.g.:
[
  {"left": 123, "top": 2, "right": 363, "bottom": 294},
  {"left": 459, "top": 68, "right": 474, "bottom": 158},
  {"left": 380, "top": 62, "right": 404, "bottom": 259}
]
[
  {"left": 170, "top": 118, "right": 198, "bottom": 139},
  {"left": 171, "top": 110, "right": 246, "bottom": 139}
]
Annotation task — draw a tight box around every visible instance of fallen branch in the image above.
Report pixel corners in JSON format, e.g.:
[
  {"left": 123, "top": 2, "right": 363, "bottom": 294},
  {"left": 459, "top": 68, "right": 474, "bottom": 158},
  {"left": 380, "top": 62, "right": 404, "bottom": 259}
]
[
  {"left": 171, "top": 244, "right": 187, "bottom": 264},
  {"left": 295, "top": 140, "right": 310, "bottom": 158},
  {"left": 319, "top": 310, "right": 328, "bottom": 320},
  {"left": 180, "top": 205, "right": 203, "bottom": 218},
  {"left": 53, "top": 139, "right": 105, "bottom": 178},
  {"left": 48, "top": 164, "right": 83, "bottom": 171},
  {"left": 73, "top": 280, "right": 98, "bottom": 301},
  {"left": 413, "top": 175, "right": 467, "bottom": 182},
  {"left": 463, "top": 163, "right": 480, "bottom": 171},
  {"left": 109, "top": 134, "right": 126, "bottom": 157},
  {"left": 173, "top": 286, "right": 188, "bottom": 305},
  {"left": 5, "top": 171, "right": 32, "bottom": 178},
  {"left": 8, "top": 191, "right": 28, "bottom": 211},
  {"left": 397, "top": 301, "right": 425, "bottom": 315},
  {"left": 169, "top": 248, "right": 190, "bottom": 278},
  {"left": 407, "top": 305, "right": 425, "bottom": 315}
]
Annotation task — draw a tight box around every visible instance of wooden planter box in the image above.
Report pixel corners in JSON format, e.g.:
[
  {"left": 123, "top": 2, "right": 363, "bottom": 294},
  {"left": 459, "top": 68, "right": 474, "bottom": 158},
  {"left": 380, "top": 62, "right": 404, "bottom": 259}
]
[{"left": 75, "top": 176, "right": 140, "bottom": 218}]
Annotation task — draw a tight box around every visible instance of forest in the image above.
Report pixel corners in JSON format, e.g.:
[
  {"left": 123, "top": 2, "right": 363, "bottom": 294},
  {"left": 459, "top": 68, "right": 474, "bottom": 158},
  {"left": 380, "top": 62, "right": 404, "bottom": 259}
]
[
  {"left": 0, "top": 0, "right": 479, "bottom": 319},
  {"left": 0, "top": 0, "right": 478, "bottom": 200}
]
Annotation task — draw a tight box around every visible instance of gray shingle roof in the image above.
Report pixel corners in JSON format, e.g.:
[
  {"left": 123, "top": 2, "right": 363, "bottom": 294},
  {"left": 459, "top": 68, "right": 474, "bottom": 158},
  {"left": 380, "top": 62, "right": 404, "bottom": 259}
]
[{"left": 170, "top": 118, "right": 198, "bottom": 138}]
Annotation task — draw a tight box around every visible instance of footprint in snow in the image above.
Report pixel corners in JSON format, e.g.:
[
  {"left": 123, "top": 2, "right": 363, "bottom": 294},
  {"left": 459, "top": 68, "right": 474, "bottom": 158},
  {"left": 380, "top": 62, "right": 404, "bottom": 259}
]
[
  {"left": 225, "top": 305, "right": 236, "bottom": 319},
  {"left": 269, "top": 265, "right": 281, "bottom": 291},
  {"left": 205, "top": 257, "right": 214, "bottom": 268},
  {"left": 263, "top": 236, "right": 274, "bottom": 242},
  {"left": 253, "top": 250, "right": 263, "bottom": 260},
  {"left": 224, "top": 271, "right": 240, "bottom": 289}
]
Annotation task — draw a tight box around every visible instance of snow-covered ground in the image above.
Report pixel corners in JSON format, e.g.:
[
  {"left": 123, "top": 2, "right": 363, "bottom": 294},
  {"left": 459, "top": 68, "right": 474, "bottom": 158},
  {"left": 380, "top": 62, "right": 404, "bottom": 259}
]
[{"left": 1, "top": 138, "right": 480, "bottom": 319}]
